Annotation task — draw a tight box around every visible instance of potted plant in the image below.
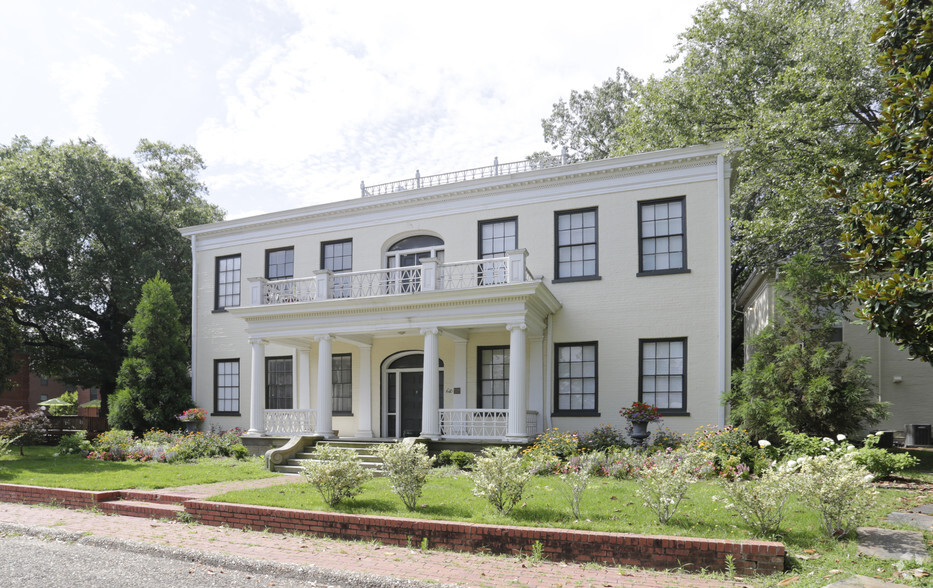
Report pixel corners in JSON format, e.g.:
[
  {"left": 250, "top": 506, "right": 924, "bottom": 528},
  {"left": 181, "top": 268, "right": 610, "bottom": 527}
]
[
  {"left": 177, "top": 407, "right": 207, "bottom": 433},
  {"left": 620, "top": 401, "right": 660, "bottom": 446}
]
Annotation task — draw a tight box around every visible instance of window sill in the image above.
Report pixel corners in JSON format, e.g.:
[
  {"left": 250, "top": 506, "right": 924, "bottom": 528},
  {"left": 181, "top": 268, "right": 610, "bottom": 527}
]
[
  {"left": 551, "top": 410, "right": 601, "bottom": 418},
  {"left": 332, "top": 412, "right": 353, "bottom": 417},
  {"left": 636, "top": 268, "right": 691, "bottom": 277},
  {"left": 210, "top": 412, "right": 241, "bottom": 417},
  {"left": 658, "top": 411, "right": 690, "bottom": 417},
  {"left": 551, "top": 275, "right": 602, "bottom": 284}
]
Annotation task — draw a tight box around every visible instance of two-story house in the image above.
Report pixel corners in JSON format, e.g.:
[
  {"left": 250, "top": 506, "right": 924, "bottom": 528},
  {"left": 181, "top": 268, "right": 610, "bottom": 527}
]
[{"left": 180, "top": 143, "right": 732, "bottom": 447}]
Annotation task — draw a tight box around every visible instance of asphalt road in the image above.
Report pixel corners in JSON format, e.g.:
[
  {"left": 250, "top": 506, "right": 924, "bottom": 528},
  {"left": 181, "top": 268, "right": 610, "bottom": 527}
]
[{"left": 0, "top": 530, "right": 440, "bottom": 588}]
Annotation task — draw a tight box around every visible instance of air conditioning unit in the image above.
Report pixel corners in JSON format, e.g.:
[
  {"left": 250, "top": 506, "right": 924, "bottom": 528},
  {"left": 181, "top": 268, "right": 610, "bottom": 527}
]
[{"left": 905, "top": 424, "right": 931, "bottom": 447}]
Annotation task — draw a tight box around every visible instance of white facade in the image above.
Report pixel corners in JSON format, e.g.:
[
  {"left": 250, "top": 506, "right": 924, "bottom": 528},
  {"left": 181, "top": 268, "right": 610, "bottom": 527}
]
[
  {"left": 181, "top": 144, "right": 732, "bottom": 441},
  {"left": 737, "top": 271, "right": 933, "bottom": 434}
]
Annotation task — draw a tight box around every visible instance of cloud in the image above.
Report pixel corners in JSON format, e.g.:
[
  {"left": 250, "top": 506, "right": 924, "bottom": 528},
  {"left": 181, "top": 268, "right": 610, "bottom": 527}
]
[
  {"left": 49, "top": 55, "right": 123, "bottom": 142},
  {"left": 125, "top": 12, "right": 178, "bottom": 60}
]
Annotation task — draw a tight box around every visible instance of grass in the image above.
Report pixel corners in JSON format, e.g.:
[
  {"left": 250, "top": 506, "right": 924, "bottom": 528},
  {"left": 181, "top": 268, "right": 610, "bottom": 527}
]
[{"left": 0, "top": 446, "right": 278, "bottom": 490}]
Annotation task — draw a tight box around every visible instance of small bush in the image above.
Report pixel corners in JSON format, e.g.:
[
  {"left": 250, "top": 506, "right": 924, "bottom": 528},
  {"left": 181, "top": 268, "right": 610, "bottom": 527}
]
[
  {"left": 470, "top": 446, "right": 532, "bottom": 515},
  {"left": 689, "top": 426, "right": 759, "bottom": 475},
  {"left": 375, "top": 441, "right": 435, "bottom": 510},
  {"left": 578, "top": 424, "right": 628, "bottom": 452},
  {"left": 714, "top": 465, "right": 796, "bottom": 538},
  {"left": 48, "top": 390, "right": 78, "bottom": 416},
  {"left": 0, "top": 406, "right": 49, "bottom": 455},
  {"left": 522, "top": 428, "right": 580, "bottom": 462},
  {"left": 228, "top": 443, "right": 250, "bottom": 460},
  {"left": 603, "top": 447, "right": 653, "bottom": 479},
  {"left": 779, "top": 431, "right": 828, "bottom": 458},
  {"left": 302, "top": 444, "right": 371, "bottom": 507},
  {"left": 852, "top": 434, "right": 919, "bottom": 479},
  {"left": 92, "top": 429, "right": 135, "bottom": 453},
  {"left": 57, "top": 431, "right": 92, "bottom": 456},
  {"left": 435, "top": 449, "right": 453, "bottom": 467},
  {"left": 143, "top": 429, "right": 177, "bottom": 445},
  {"left": 791, "top": 446, "right": 877, "bottom": 538},
  {"left": 636, "top": 448, "right": 715, "bottom": 524},
  {"left": 558, "top": 454, "right": 597, "bottom": 519},
  {"left": 450, "top": 451, "right": 475, "bottom": 470}
]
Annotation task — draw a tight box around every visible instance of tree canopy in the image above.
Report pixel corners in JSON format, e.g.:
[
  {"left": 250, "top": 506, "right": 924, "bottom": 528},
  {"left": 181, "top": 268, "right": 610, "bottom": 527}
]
[
  {"left": 0, "top": 137, "right": 222, "bottom": 413},
  {"left": 829, "top": 0, "right": 933, "bottom": 363}
]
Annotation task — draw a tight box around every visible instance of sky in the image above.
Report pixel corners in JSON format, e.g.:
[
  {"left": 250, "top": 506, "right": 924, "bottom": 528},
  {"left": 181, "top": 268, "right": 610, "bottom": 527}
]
[{"left": 0, "top": 1, "right": 708, "bottom": 220}]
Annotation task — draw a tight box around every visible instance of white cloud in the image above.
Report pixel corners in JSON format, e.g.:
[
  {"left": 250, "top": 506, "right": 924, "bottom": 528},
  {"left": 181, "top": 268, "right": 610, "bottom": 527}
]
[
  {"left": 49, "top": 55, "right": 123, "bottom": 142},
  {"left": 125, "top": 12, "right": 178, "bottom": 60}
]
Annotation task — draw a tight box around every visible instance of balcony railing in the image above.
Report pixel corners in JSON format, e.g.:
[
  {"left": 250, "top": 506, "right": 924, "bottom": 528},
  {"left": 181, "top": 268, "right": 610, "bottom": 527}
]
[
  {"left": 438, "top": 409, "right": 539, "bottom": 439},
  {"left": 265, "top": 409, "right": 316, "bottom": 435},
  {"left": 360, "top": 150, "right": 570, "bottom": 198},
  {"left": 249, "top": 251, "right": 533, "bottom": 306}
]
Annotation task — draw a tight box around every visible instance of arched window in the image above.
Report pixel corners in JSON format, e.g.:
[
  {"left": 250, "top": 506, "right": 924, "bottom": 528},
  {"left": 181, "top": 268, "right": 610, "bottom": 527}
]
[{"left": 385, "top": 235, "right": 444, "bottom": 268}]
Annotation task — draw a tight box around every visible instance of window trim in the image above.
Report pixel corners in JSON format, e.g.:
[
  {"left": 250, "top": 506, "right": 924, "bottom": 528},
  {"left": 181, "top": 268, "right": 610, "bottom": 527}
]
[
  {"left": 214, "top": 254, "right": 241, "bottom": 311},
  {"left": 638, "top": 337, "right": 689, "bottom": 416},
  {"left": 553, "top": 207, "right": 601, "bottom": 283},
  {"left": 332, "top": 353, "right": 353, "bottom": 416},
  {"left": 477, "top": 217, "right": 518, "bottom": 259},
  {"left": 552, "top": 341, "right": 600, "bottom": 417},
  {"left": 264, "top": 355, "right": 293, "bottom": 410},
  {"left": 636, "top": 196, "right": 690, "bottom": 277},
  {"left": 320, "top": 238, "right": 353, "bottom": 272},
  {"left": 265, "top": 246, "right": 295, "bottom": 281},
  {"left": 477, "top": 345, "right": 510, "bottom": 409},
  {"left": 212, "top": 358, "right": 241, "bottom": 416}
]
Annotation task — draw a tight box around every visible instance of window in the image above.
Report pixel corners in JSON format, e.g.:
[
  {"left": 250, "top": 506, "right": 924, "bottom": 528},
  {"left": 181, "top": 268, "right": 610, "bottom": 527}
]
[
  {"left": 214, "top": 359, "right": 240, "bottom": 415},
  {"left": 639, "top": 197, "right": 687, "bottom": 275},
  {"left": 554, "top": 342, "right": 598, "bottom": 415},
  {"left": 266, "top": 247, "right": 294, "bottom": 280},
  {"left": 554, "top": 208, "right": 598, "bottom": 281},
  {"left": 89, "top": 388, "right": 99, "bottom": 401},
  {"left": 39, "top": 394, "right": 48, "bottom": 402},
  {"left": 479, "top": 218, "right": 517, "bottom": 258},
  {"left": 640, "top": 338, "right": 686, "bottom": 413},
  {"left": 265, "top": 357, "right": 293, "bottom": 410},
  {"left": 332, "top": 354, "right": 352, "bottom": 415},
  {"left": 39, "top": 375, "right": 49, "bottom": 386},
  {"left": 215, "top": 254, "right": 241, "bottom": 310},
  {"left": 322, "top": 239, "right": 353, "bottom": 298},
  {"left": 385, "top": 235, "right": 444, "bottom": 293},
  {"left": 478, "top": 346, "right": 510, "bottom": 409}
]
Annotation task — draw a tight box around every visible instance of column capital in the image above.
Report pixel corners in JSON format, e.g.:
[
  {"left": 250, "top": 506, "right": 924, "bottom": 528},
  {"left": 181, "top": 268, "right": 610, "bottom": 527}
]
[
  {"left": 506, "top": 322, "right": 527, "bottom": 332},
  {"left": 248, "top": 336, "right": 268, "bottom": 346},
  {"left": 314, "top": 334, "right": 335, "bottom": 343},
  {"left": 420, "top": 327, "right": 439, "bottom": 336}
]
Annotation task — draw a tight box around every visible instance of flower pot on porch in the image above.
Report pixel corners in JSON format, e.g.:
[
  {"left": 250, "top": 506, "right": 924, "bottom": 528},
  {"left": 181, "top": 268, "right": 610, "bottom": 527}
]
[{"left": 183, "top": 421, "right": 201, "bottom": 433}]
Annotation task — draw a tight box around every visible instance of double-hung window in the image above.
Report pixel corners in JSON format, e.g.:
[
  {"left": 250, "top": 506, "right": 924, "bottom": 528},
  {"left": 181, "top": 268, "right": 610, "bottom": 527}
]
[
  {"left": 478, "top": 346, "right": 510, "bottom": 409},
  {"left": 214, "top": 359, "right": 240, "bottom": 415},
  {"left": 554, "top": 342, "right": 598, "bottom": 415},
  {"left": 332, "top": 353, "right": 352, "bottom": 415},
  {"left": 265, "top": 356, "right": 293, "bottom": 410},
  {"left": 640, "top": 338, "right": 686, "bottom": 413},
  {"left": 215, "top": 254, "right": 241, "bottom": 310},
  {"left": 554, "top": 208, "right": 598, "bottom": 281},
  {"left": 322, "top": 239, "right": 353, "bottom": 298},
  {"left": 478, "top": 218, "right": 516, "bottom": 284},
  {"left": 266, "top": 247, "right": 294, "bottom": 280},
  {"left": 638, "top": 197, "right": 687, "bottom": 275}
]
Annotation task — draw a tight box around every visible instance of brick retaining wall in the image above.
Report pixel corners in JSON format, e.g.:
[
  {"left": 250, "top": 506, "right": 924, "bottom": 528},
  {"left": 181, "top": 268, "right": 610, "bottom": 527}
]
[
  {"left": 186, "top": 500, "right": 785, "bottom": 575},
  {"left": 0, "top": 483, "right": 785, "bottom": 575}
]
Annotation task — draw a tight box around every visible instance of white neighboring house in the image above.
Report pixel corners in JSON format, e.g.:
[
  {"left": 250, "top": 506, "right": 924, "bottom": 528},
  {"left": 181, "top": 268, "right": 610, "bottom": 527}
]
[
  {"left": 737, "top": 270, "right": 933, "bottom": 443},
  {"left": 180, "top": 144, "right": 733, "bottom": 447}
]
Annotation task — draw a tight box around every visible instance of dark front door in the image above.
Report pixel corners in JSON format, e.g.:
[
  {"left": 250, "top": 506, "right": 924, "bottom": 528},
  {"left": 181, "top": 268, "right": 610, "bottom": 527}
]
[
  {"left": 383, "top": 353, "right": 445, "bottom": 439},
  {"left": 399, "top": 371, "right": 422, "bottom": 438}
]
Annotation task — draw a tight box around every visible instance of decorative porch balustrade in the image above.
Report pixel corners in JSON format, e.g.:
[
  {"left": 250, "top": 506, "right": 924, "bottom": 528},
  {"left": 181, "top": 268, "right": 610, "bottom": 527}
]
[
  {"left": 264, "top": 409, "right": 316, "bottom": 435},
  {"left": 438, "top": 409, "right": 539, "bottom": 439},
  {"left": 249, "top": 251, "right": 533, "bottom": 306}
]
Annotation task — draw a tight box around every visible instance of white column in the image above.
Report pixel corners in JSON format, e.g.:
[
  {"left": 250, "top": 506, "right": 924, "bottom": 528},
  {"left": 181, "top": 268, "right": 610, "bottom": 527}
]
[
  {"left": 528, "top": 335, "right": 544, "bottom": 435},
  {"left": 297, "top": 345, "right": 312, "bottom": 412},
  {"left": 453, "top": 339, "right": 467, "bottom": 409},
  {"left": 506, "top": 323, "right": 528, "bottom": 441},
  {"left": 355, "top": 344, "right": 374, "bottom": 438},
  {"left": 315, "top": 334, "right": 335, "bottom": 437},
  {"left": 246, "top": 337, "right": 267, "bottom": 436},
  {"left": 420, "top": 327, "right": 440, "bottom": 439}
]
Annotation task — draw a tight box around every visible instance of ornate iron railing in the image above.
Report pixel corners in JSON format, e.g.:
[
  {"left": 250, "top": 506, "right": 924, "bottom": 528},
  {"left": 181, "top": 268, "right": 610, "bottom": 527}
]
[
  {"left": 361, "top": 152, "right": 569, "bottom": 198},
  {"left": 438, "top": 409, "right": 539, "bottom": 439},
  {"left": 264, "top": 409, "right": 316, "bottom": 435}
]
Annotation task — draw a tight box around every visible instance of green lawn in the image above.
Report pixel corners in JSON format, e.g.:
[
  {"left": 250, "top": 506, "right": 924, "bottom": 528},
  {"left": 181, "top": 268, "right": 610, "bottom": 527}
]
[{"left": 0, "top": 446, "right": 278, "bottom": 490}]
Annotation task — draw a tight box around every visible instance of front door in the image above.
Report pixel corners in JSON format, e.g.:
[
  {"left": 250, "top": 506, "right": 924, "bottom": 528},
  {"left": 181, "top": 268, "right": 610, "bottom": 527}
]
[{"left": 383, "top": 353, "right": 444, "bottom": 439}]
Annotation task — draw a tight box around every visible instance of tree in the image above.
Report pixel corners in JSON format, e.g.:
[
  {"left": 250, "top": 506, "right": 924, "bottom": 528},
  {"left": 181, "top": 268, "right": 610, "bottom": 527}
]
[
  {"left": 111, "top": 275, "right": 192, "bottom": 433},
  {"left": 0, "top": 138, "right": 222, "bottom": 416},
  {"left": 726, "top": 255, "right": 888, "bottom": 441},
  {"left": 541, "top": 67, "right": 642, "bottom": 161},
  {"left": 829, "top": 0, "right": 933, "bottom": 362},
  {"left": 47, "top": 390, "right": 78, "bottom": 416},
  {"left": 0, "top": 208, "right": 22, "bottom": 390}
]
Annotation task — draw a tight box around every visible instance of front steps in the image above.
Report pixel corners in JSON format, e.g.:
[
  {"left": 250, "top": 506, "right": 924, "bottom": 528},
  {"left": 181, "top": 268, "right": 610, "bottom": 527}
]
[
  {"left": 96, "top": 490, "right": 190, "bottom": 520},
  {"left": 273, "top": 439, "right": 396, "bottom": 476}
]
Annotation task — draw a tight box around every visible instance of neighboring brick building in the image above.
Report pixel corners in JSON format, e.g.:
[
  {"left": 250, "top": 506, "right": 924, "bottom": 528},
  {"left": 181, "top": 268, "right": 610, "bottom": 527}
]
[{"left": 0, "top": 354, "right": 98, "bottom": 416}]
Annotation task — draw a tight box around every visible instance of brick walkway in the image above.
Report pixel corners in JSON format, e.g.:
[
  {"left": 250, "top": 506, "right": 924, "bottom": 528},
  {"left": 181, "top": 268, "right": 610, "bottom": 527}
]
[{"left": 0, "top": 497, "right": 747, "bottom": 587}]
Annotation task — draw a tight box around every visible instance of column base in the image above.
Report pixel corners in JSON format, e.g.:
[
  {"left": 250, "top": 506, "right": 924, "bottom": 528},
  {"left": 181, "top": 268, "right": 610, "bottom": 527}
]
[
  {"left": 354, "top": 430, "right": 375, "bottom": 439},
  {"left": 314, "top": 430, "right": 336, "bottom": 439},
  {"left": 418, "top": 433, "right": 440, "bottom": 441},
  {"left": 505, "top": 435, "right": 530, "bottom": 444}
]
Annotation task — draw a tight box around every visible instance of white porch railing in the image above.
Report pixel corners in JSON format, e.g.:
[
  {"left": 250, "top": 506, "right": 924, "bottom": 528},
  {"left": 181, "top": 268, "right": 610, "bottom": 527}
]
[
  {"left": 438, "top": 409, "right": 539, "bottom": 439},
  {"left": 250, "top": 251, "right": 532, "bottom": 306},
  {"left": 264, "top": 409, "right": 316, "bottom": 435}
]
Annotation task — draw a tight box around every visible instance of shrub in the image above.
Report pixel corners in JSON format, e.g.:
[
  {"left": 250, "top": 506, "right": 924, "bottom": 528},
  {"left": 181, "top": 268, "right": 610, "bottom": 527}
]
[
  {"left": 57, "top": 430, "right": 92, "bottom": 456},
  {"left": 375, "top": 441, "right": 435, "bottom": 510},
  {"left": 714, "top": 465, "right": 796, "bottom": 538},
  {"left": 852, "top": 433, "right": 919, "bottom": 479},
  {"left": 142, "top": 429, "right": 177, "bottom": 445},
  {"left": 648, "top": 426, "right": 685, "bottom": 450},
  {"left": 0, "top": 406, "right": 49, "bottom": 455},
  {"left": 558, "top": 454, "right": 596, "bottom": 519},
  {"left": 228, "top": 443, "right": 250, "bottom": 460},
  {"left": 170, "top": 431, "right": 228, "bottom": 461},
  {"left": 435, "top": 449, "right": 453, "bottom": 467},
  {"left": 0, "top": 435, "right": 18, "bottom": 463},
  {"left": 48, "top": 390, "right": 78, "bottom": 416},
  {"left": 778, "top": 431, "right": 827, "bottom": 458},
  {"left": 302, "top": 444, "right": 371, "bottom": 507},
  {"left": 92, "top": 429, "right": 136, "bottom": 453},
  {"left": 522, "top": 428, "right": 580, "bottom": 461},
  {"left": 578, "top": 424, "right": 628, "bottom": 452},
  {"left": 470, "top": 446, "right": 532, "bottom": 515},
  {"left": 450, "top": 451, "right": 475, "bottom": 470},
  {"left": 636, "top": 448, "right": 715, "bottom": 524},
  {"left": 603, "top": 447, "right": 652, "bottom": 479},
  {"left": 688, "top": 425, "right": 759, "bottom": 475}
]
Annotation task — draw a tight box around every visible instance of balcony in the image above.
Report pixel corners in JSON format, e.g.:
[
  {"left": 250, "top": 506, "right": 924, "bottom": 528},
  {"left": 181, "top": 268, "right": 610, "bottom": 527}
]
[{"left": 249, "top": 251, "right": 534, "bottom": 306}]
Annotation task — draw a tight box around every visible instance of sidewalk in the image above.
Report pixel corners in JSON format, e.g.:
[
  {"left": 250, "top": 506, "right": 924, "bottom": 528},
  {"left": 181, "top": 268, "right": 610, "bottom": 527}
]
[{"left": 0, "top": 476, "right": 747, "bottom": 588}]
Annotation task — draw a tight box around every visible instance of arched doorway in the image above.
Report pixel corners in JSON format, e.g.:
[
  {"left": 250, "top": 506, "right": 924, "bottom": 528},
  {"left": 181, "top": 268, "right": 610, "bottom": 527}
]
[{"left": 381, "top": 352, "right": 444, "bottom": 438}]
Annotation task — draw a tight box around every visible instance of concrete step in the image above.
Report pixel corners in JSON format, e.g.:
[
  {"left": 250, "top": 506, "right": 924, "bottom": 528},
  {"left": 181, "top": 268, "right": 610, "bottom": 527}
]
[{"left": 98, "top": 499, "right": 185, "bottom": 520}]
